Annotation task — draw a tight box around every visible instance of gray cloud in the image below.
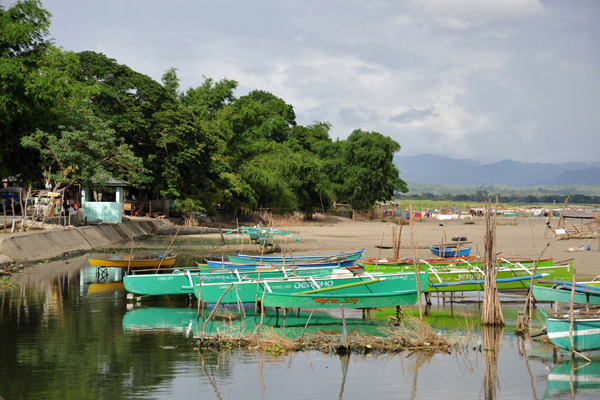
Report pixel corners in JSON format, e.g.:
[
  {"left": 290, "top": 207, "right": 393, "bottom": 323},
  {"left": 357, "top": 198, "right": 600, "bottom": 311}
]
[{"left": 389, "top": 108, "right": 437, "bottom": 124}]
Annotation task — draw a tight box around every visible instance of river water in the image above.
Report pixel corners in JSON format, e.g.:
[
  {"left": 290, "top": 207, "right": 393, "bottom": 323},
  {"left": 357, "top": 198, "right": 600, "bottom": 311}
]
[{"left": 1, "top": 242, "right": 599, "bottom": 399}]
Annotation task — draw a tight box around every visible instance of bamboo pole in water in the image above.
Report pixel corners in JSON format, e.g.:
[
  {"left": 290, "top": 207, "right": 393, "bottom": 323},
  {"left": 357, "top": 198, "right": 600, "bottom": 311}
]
[
  {"left": 199, "top": 283, "right": 234, "bottom": 345},
  {"left": 409, "top": 201, "right": 423, "bottom": 321},
  {"left": 482, "top": 198, "right": 504, "bottom": 326},
  {"left": 155, "top": 226, "right": 181, "bottom": 272},
  {"left": 197, "top": 273, "right": 204, "bottom": 318},
  {"left": 569, "top": 268, "right": 576, "bottom": 354},
  {"left": 483, "top": 325, "right": 504, "bottom": 400},
  {"left": 340, "top": 304, "right": 349, "bottom": 350},
  {"left": 516, "top": 243, "right": 550, "bottom": 335}
]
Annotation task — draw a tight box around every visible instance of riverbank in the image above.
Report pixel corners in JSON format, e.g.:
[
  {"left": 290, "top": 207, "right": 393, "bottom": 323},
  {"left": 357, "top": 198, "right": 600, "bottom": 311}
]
[
  {"left": 1, "top": 214, "right": 598, "bottom": 277},
  {"left": 0, "top": 218, "right": 174, "bottom": 271}
]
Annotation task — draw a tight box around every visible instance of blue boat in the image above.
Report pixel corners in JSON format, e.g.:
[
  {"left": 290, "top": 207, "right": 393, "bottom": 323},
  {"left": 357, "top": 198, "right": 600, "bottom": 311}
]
[
  {"left": 204, "top": 257, "right": 358, "bottom": 270},
  {"left": 429, "top": 245, "right": 471, "bottom": 258},
  {"left": 228, "top": 248, "right": 365, "bottom": 263}
]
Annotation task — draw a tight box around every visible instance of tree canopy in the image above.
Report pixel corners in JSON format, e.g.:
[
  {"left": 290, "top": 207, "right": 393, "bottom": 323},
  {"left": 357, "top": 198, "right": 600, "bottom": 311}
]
[{"left": 1, "top": 0, "right": 408, "bottom": 216}]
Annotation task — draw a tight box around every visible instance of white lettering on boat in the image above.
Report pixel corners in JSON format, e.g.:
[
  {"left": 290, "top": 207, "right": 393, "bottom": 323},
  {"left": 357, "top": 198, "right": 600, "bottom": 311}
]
[{"left": 294, "top": 280, "right": 334, "bottom": 289}]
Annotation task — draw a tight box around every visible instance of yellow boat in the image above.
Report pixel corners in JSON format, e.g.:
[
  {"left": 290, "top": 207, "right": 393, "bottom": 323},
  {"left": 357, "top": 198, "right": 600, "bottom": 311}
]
[{"left": 87, "top": 254, "right": 177, "bottom": 268}]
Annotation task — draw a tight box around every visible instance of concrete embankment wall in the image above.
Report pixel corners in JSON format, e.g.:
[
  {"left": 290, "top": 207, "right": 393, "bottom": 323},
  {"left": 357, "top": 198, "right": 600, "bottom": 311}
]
[{"left": 0, "top": 219, "right": 170, "bottom": 264}]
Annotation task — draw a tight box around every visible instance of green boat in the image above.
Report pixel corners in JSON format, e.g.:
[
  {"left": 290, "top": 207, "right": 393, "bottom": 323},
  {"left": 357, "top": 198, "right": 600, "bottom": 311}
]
[
  {"left": 544, "top": 310, "right": 600, "bottom": 352},
  {"left": 223, "top": 225, "right": 302, "bottom": 242},
  {"left": 363, "top": 257, "right": 570, "bottom": 292},
  {"left": 261, "top": 271, "right": 428, "bottom": 309},
  {"left": 532, "top": 281, "right": 600, "bottom": 305},
  {"left": 123, "top": 265, "right": 342, "bottom": 296},
  {"left": 363, "top": 256, "right": 555, "bottom": 273},
  {"left": 193, "top": 270, "right": 429, "bottom": 305}
]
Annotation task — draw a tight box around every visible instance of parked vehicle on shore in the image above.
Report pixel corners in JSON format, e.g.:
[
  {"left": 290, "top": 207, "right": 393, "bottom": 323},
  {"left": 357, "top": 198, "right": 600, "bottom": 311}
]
[{"left": 0, "top": 187, "right": 23, "bottom": 214}]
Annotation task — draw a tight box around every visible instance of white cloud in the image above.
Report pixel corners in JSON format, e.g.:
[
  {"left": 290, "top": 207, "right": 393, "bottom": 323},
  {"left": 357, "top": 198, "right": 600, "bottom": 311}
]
[{"left": 40, "top": 0, "right": 600, "bottom": 163}]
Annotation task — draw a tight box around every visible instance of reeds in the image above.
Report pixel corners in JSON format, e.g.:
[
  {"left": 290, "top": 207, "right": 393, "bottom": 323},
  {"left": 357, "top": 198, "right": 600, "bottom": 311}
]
[{"left": 193, "top": 314, "right": 449, "bottom": 355}]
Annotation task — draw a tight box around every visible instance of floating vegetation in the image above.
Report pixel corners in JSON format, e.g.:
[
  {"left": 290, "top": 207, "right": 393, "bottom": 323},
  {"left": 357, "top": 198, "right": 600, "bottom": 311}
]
[
  {"left": 0, "top": 276, "right": 18, "bottom": 289},
  {"left": 193, "top": 315, "right": 450, "bottom": 355}
]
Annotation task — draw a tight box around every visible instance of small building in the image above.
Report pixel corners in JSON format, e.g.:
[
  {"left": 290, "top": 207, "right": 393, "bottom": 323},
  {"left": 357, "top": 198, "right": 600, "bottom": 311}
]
[{"left": 80, "top": 179, "right": 127, "bottom": 224}]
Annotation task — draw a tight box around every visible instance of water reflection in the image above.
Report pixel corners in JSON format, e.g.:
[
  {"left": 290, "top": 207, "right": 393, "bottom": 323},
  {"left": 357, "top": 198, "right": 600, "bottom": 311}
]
[
  {"left": 339, "top": 354, "right": 349, "bottom": 400},
  {"left": 198, "top": 351, "right": 225, "bottom": 400},
  {"left": 482, "top": 325, "right": 504, "bottom": 400},
  {"left": 4, "top": 253, "right": 600, "bottom": 399},
  {"left": 543, "top": 360, "right": 600, "bottom": 399}
]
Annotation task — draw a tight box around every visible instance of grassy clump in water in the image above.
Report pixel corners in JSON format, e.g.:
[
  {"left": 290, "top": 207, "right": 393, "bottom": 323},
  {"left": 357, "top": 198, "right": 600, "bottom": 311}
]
[
  {"left": 194, "top": 315, "right": 450, "bottom": 355},
  {"left": 0, "top": 277, "right": 18, "bottom": 289}
]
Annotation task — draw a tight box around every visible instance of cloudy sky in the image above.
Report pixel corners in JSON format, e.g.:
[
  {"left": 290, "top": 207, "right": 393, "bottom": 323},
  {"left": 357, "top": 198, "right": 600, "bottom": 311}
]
[{"left": 36, "top": 0, "right": 599, "bottom": 164}]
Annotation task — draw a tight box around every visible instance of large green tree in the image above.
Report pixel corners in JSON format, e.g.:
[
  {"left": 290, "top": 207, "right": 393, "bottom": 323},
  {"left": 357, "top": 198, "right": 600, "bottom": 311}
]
[
  {"left": 74, "top": 51, "right": 176, "bottom": 186},
  {"left": 331, "top": 129, "right": 407, "bottom": 210},
  {"left": 0, "top": 0, "right": 76, "bottom": 182},
  {"left": 21, "top": 104, "right": 149, "bottom": 191}
]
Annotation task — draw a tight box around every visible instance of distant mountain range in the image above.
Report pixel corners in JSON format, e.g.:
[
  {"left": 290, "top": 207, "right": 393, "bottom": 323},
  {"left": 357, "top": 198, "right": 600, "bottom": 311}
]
[{"left": 394, "top": 154, "right": 600, "bottom": 186}]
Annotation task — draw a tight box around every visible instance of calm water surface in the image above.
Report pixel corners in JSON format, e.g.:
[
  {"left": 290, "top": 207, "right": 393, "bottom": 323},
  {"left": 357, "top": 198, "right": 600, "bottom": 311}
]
[{"left": 1, "top": 245, "right": 599, "bottom": 399}]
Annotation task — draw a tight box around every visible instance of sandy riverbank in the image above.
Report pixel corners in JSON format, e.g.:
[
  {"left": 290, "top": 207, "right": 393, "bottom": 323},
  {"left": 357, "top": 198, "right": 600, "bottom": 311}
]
[
  {"left": 2, "top": 214, "right": 598, "bottom": 280},
  {"left": 199, "top": 215, "right": 599, "bottom": 277}
]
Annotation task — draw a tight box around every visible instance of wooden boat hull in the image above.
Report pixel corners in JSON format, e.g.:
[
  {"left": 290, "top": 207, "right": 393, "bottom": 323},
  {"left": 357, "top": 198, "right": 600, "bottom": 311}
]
[
  {"left": 123, "top": 265, "right": 341, "bottom": 296},
  {"left": 532, "top": 285, "right": 600, "bottom": 305},
  {"left": 363, "top": 257, "right": 555, "bottom": 273},
  {"left": 363, "top": 258, "right": 567, "bottom": 292},
  {"left": 88, "top": 255, "right": 176, "bottom": 268},
  {"left": 205, "top": 257, "right": 358, "bottom": 269},
  {"left": 424, "top": 263, "right": 571, "bottom": 293},
  {"left": 192, "top": 271, "right": 428, "bottom": 305},
  {"left": 545, "top": 315, "right": 600, "bottom": 352},
  {"left": 228, "top": 248, "right": 365, "bottom": 264},
  {"left": 430, "top": 245, "right": 471, "bottom": 257},
  {"left": 262, "top": 290, "right": 420, "bottom": 309}
]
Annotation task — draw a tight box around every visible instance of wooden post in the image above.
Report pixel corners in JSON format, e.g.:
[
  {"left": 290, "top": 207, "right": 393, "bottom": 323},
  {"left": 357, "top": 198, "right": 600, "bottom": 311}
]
[
  {"left": 19, "top": 187, "right": 28, "bottom": 231},
  {"left": 558, "top": 193, "right": 570, "bottom": 228},
  {"left": 395, "top": 224, "right": 403, "bottom": 260}
]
